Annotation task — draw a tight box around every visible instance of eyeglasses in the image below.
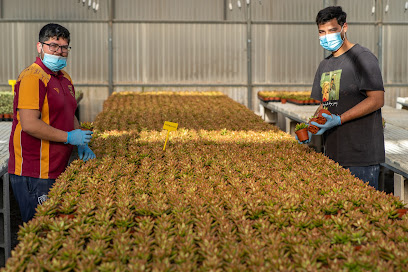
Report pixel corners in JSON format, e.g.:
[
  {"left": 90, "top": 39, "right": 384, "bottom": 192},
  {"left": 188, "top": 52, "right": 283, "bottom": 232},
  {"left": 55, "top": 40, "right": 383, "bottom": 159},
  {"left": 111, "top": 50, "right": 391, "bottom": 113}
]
[{"left": 42, "top": 42, "right": 71, "bottom": 53}]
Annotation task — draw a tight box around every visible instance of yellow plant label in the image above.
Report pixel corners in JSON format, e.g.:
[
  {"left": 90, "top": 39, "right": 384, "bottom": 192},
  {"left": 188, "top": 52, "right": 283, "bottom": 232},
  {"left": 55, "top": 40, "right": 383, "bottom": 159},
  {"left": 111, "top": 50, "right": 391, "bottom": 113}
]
[
  {"left": 163, "top": 121, "right": 178, "bottom": 151},
  {"left": 8, "top": 80, "right": 17, "bottom": 95},
  {"left": 163, "top": 121, "right": 178, "bottom": 131}
]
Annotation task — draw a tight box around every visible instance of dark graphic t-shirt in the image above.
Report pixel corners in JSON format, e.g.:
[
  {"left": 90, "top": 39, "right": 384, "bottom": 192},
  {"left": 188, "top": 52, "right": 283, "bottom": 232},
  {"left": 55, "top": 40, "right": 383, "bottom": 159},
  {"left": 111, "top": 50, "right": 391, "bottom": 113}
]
[{"left": 311, "top": 44, "right": 385, "bottom": 166}]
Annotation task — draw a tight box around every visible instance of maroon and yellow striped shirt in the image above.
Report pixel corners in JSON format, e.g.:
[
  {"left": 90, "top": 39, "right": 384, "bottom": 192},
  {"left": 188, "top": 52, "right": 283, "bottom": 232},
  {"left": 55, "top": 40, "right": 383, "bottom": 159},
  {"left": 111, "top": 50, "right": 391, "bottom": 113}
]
[{"left": 8, "top": 57, "right": 77, "bottom": 179}]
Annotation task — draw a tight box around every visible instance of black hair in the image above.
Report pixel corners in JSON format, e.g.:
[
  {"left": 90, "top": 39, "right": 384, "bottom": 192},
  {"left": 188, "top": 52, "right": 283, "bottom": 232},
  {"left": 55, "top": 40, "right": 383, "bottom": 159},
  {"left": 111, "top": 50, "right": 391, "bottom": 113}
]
[
  {"left": 316, "top": 6, "right": 347, "bottom": 26},
  {"left": 39, "top": 23, "right": 70, "bottom": 44}
]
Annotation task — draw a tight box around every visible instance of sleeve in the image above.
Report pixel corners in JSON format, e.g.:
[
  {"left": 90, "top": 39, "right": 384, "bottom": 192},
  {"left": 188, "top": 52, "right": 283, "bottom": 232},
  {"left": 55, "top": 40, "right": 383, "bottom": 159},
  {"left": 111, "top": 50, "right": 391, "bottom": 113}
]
[
  {"left": 356, "top": 51, "right": 384, "bottom": 92},
  {"left": 17, "top": 75, "right": 46, "bottom": 110},
  {"left": 311, "top": 64, "right": 322, "bottom": 101}
]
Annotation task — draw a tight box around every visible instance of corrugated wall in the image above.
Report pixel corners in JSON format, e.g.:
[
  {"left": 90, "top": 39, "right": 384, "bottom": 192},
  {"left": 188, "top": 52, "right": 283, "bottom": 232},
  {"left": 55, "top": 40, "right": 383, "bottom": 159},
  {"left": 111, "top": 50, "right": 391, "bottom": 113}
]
[
  {"left": 113, "top": 23, "right": 246, "bottom": 84},
  {"left": 2, "top": 0, "right": 108, "bottom": 20},
  {"left": 336, "top": 0, "right": 377, "bottom": 23},
  {"left": 0, "top": 0, "right": 407, "bottom": 121},
  {"left": 114, "top": 0, "right": 224, "bottom": 21},
  {"left": 0, "top": 22, "right": 108, "bottom": 84},
  {"left": 251, "top": 0, "right": 323, "bottom": 22},
  {"left": 383, "top": 26, "right": 408, "bottom": 84},
  {"left": 253, "top": 24, "right": 321, "bottom": 84}
]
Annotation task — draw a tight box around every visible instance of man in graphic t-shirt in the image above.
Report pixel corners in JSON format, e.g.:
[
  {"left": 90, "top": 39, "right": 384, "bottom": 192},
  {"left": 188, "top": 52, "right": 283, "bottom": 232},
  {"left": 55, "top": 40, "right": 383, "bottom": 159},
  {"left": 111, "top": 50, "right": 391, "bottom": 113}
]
[{"left": 297, "top": 6, "right": 385, "bottom": 190}]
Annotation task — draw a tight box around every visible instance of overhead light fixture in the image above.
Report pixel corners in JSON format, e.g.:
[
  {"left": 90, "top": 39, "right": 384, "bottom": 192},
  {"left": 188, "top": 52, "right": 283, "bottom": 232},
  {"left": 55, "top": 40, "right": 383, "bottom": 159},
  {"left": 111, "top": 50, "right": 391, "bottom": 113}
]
[
  {"left": 77, "top": 0, "right": 99, "bottom": 12},
  {"left": 227, "top": 0, "right": 261, "bottom": 11}
]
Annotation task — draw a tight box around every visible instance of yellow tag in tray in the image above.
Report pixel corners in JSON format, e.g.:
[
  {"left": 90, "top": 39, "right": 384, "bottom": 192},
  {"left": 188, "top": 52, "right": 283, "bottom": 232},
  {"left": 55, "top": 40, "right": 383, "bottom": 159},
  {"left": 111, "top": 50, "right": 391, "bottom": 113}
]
[
  {"left": 8, "top": 80, "right": 17, "bottom": 95},
  {"left": 163, "top": 121, "right": 178, "bottom": 151},
  {"left": 163, "top": 121, "right": 178, "bottom": 131}
]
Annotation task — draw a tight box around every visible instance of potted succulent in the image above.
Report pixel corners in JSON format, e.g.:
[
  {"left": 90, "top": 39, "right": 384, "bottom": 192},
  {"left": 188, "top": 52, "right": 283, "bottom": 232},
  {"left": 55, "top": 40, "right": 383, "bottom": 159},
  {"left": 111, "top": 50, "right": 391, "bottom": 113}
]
[
  {"left": 307, "top": 106, "right": 332, "bottom": 134},
  {"left": 1, "top": 92, "right": 14, "bottom": 121},
  {"left": 295, "top": 123, "right": 309, "bottom": 142},
  {"left": 317, "top": 106, "right": 331, "bottom": 118},
  {"left": 3, "top": 104, "right": 13, "bottom": 121},
  {"left": 308, "top": 114, "right": 326, "bottom": 134},
  {"left": 80, "top": 121, "right": 94, "bottom": 131},
  {"left": 0, "top": 105, "right": 5, "bottom": 121}
]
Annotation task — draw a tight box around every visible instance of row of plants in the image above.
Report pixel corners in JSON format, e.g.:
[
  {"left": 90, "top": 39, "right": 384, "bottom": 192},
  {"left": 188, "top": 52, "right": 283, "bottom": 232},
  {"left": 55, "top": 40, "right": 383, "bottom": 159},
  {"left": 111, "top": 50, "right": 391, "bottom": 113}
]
[
  {"left": 0, "top": 91, "right": 13, "bottom": 121},
  {"left": 96, "top": 91, "right": 272, "bottom": 133},
  {"left": 258, "top": 91, "right": 320, "bottom": 105},
  {"left": 0, "top": 89, "right": 83, "bottom": 122},
  {"left": 4, "top": 91, "right": 408, "bottom": 271}
]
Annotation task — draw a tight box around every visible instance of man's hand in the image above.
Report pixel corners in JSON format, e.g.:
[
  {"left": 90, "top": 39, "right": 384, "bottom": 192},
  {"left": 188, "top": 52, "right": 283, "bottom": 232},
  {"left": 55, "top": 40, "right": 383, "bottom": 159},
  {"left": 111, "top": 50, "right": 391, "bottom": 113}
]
[
  {"left": 78, "top": 145, "right": 96, "bottom": 162},
  {"left": 295, "top": 131, "right": 313, "bottom": 144},
  {"left": 311, "top": 113, "right": 341, "bottom": 135},
  {"left": 65, "top": 129, "right": 93, "bottom": 146}
]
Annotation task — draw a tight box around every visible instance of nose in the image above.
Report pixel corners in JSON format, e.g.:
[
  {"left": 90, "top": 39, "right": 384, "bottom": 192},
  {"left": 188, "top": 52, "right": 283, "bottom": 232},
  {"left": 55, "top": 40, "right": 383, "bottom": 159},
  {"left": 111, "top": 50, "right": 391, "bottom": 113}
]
[
  {"left": 56, "top": 46, "right": 65, "bottom": 54},
  {"left": 55, "top": 46, "right": 67, "bottom": 56}
]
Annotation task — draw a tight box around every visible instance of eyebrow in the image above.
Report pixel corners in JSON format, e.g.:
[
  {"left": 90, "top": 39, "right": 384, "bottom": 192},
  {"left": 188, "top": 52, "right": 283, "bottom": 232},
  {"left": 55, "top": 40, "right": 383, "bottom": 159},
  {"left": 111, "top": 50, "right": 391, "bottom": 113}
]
[
  {"left": 48, "top": 42, "right": 69, "bottom": 46},
  {"left": 318, "top": 27, "right": 338, "bottom": 32}
]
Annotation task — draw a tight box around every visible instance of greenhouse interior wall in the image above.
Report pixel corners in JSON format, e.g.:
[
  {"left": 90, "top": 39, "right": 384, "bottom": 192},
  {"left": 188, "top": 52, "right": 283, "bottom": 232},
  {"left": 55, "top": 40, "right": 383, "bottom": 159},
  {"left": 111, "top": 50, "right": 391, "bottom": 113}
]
[{"left": 0, "top": 0, "right": 407, "bottom": 122}]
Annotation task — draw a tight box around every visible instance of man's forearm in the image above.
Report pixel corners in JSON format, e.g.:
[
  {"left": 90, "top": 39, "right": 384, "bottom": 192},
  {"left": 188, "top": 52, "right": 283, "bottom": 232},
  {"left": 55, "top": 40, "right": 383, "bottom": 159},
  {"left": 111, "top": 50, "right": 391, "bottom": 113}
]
[
  {"left": 22, "top": 118, "right": 68, "bottom": 143},
  {"left": 340, "top": 94, "right": 384, "bottom": 124}
]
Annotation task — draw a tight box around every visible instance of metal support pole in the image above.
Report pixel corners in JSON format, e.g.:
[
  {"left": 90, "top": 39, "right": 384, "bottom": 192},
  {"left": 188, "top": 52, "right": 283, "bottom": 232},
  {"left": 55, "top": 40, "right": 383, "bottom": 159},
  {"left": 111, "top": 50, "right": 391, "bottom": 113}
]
[
  {"left": 0, "top": 0, "right": 3, "bottom": 19},
  {"left": 108, "top": 0, "right": 114, "bottom": 95},
  {"left": 377, "top": 0, "right": 384, "bottom": 74},
  {"left": 223, "top": 0, "right": 228, "bottom": 21},
  {"left": 246, "top": 2, "right": 252, "bottom": 110}
]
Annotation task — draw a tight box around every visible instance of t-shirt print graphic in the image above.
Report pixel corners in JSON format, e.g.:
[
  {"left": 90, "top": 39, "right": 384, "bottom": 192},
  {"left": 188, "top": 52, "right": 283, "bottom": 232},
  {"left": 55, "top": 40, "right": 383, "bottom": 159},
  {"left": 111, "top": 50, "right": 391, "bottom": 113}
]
[{"left": 320, "top": 69, "right": 342, "bottom": 107}]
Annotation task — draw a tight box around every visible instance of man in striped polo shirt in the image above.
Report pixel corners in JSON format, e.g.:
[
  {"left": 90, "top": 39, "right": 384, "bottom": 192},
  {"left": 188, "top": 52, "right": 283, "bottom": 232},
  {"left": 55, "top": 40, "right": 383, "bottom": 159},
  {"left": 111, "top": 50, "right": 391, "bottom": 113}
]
[{"left": 8, "top": 23, "right": 95, "bottom": 222}]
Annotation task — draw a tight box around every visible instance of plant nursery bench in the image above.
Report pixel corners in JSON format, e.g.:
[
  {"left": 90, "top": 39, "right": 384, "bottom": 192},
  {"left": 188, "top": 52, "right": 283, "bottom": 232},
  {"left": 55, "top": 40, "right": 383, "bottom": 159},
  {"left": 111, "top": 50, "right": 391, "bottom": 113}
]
[
  {"left": 0, "top": 122, "right": 11, "bottom": 266},
  {"left": 259, "top": 100, "right": 408, "bottom": 205},
  {"left": 396, "top": 97, "right": 408, "bottom": 110}
]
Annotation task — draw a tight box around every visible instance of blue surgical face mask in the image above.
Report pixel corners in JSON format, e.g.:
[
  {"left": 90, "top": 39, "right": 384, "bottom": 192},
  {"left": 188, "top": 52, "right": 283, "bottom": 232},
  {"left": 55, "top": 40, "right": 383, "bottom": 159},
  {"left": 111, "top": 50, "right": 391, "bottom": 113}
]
[
  {"left": 41, "top": 48, "right": 67, "bottom": 72},
  {"left": 319, "top": 26, "right": 345, "bottom": 52}
]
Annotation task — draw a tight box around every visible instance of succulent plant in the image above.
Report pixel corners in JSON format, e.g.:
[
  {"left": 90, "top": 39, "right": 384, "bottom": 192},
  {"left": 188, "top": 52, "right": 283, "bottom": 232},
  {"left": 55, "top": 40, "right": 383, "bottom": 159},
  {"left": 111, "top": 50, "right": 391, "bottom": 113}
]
[
  {"left": 295, "top": 122, "right": 308, "bottom": 131},
  {"left": 80, "top": 121, "right": 94, "bottom": 131}
]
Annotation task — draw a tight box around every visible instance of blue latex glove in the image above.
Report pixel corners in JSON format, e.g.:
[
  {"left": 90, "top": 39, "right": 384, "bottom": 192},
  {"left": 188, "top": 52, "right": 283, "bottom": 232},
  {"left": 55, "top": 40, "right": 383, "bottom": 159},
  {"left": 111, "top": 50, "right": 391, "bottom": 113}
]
[
  {"left": 295, "top": 131, "right": 313, "bottom": 144},
  {"left": 311, "top": 113, "right": 341, "bottom": 136},
  {"left": 65, "top": 129, "right": 93, "bottom": 146},
  {"left": 78, "top": 145, "right": 96, "bottom": 162}
]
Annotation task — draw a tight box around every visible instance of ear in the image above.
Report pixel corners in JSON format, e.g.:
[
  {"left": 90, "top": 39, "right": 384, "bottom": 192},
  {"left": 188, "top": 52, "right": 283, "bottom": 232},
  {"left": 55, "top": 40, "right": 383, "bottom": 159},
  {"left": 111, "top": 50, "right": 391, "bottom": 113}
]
[
  {"left": 36, "top": 42, "right": 42, "bottom": 54},
  {"left": 342, "top": 22, "right": 348, "bottom": 33}
]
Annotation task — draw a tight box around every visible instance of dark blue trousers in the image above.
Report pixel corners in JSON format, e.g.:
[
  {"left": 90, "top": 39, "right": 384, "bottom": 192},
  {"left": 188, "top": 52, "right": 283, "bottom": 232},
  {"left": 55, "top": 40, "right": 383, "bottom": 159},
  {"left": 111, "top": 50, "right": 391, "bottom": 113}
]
[
  {"left": 344, "top": 165, "right": 380, "bottom": 190},
  {"left": 10, "top": 174, "right": 55, "bottom": 222}
]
